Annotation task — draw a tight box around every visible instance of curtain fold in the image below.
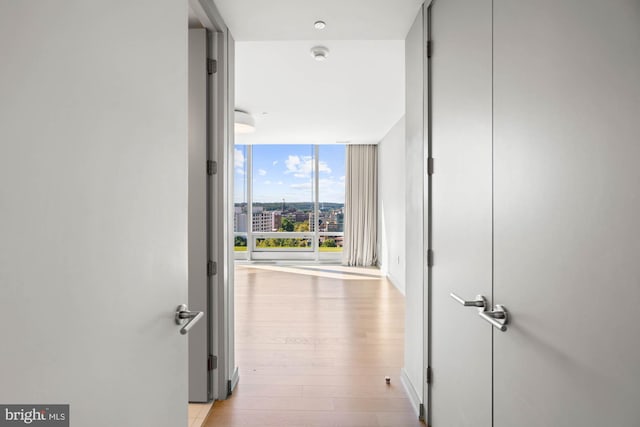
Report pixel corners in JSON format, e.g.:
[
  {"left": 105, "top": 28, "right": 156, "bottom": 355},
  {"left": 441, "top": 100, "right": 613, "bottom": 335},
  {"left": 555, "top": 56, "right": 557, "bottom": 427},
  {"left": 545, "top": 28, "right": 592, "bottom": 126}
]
[{"left": 343, "top": 144, "right": 378, "bottom": 266}]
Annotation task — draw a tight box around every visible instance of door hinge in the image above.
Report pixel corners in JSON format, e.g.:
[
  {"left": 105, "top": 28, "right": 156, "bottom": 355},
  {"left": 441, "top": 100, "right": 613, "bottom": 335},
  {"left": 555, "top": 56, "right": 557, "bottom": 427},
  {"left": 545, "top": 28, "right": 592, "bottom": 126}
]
[
  {"left": 427, "top": 249, "right": 434, "bottom": 267},
  {"left": 426, "top": 366, "right": 432, "bottom": 384},
  {"left": 207, "top": 260, "right": 217, "bottom": 276},
  {"left": 207, "top": 58, "right": 217, "bottom": 75},
  {"left": 207, "top": 160, "right": 217, "bottom": 175},
  {"left": 427, "top": 157, "right": 434, "bottom": 175},
  {"left": 427, "top": 40, "right": 433, "bottom": 58},
  {"left": 208, "top": 354, "right": 217, "bottom": 371}
]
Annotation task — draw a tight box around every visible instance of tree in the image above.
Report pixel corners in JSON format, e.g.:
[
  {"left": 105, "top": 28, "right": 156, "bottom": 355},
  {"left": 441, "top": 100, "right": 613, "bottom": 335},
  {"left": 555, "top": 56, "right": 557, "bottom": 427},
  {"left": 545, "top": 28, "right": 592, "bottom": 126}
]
[
  {"left": 280, "top": 218, "right": 294, "bottom": 232},
  {"left": 295, "top": 221, "right": 310, "bottom": 232},
  {"left": 234, "top": 236, "right": 247, "bottom": 247},
  {"left": 321, "top": 238, "right": 337, "bottom": 248}
]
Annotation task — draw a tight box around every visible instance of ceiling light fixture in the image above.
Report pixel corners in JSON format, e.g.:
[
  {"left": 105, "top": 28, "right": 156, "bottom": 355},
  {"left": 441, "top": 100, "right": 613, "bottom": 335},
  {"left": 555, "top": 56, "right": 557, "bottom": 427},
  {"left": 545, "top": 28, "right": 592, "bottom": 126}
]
[
  {"left": 234, "top": 110, "right": 255, "bottom": 134},
  {"left": 314, "top": 20, "right": 326, "bottom": 30},
  {"left": 310, "top": 46, "right": 330, "bottom": 61}
]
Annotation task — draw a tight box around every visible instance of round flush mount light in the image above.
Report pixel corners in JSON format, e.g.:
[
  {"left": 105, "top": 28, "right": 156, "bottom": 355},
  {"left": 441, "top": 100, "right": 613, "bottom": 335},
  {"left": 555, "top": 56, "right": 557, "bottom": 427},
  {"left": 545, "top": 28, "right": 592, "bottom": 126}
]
[
  {"left": 314, "top": 20, "right": 326, "bottom": 30},
  {"left": 310, "top": 46, "right": 330, "bottom": 61},
  {"left": 234, "top": 109, "right": 255, "bottom": 134}
]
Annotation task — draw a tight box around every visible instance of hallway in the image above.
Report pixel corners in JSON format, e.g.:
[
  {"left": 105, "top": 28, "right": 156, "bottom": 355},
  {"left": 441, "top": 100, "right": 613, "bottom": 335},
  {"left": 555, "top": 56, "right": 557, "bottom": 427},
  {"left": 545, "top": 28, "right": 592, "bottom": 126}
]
[{"left": 204, "top": 265, "right": 424, "bottom": 427}]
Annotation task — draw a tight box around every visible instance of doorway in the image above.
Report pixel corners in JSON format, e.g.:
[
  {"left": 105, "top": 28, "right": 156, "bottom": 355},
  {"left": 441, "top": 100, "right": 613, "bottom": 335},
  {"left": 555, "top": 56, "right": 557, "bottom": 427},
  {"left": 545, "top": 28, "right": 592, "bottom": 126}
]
[{"left": 187, "top": 0, "right": 238, "bottom": 425}]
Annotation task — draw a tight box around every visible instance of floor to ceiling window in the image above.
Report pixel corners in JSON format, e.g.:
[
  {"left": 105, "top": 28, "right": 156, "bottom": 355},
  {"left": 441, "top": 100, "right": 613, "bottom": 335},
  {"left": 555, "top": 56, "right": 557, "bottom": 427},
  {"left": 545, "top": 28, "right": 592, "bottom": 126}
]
[
  {"left": 317, "top": 145, "right": 345, "bottom": 252},
  {"left": 234, "top": 144, "right": 345, "bottom": 261},
  {"left": 233, "top": 145, "right": 248, "bottom": 252}
]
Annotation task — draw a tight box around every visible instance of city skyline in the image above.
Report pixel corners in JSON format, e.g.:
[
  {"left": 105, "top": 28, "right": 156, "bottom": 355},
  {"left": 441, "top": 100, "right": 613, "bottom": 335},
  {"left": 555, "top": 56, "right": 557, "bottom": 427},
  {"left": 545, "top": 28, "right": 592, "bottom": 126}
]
[{"left": 234, "top": 144, "right": 346, "bottom": 204}]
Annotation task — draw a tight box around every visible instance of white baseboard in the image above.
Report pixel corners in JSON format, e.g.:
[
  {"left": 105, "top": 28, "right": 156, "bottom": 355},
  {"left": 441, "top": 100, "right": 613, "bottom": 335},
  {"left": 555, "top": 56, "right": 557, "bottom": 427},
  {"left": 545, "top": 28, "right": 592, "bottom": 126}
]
[
  {"left": 401, "top": 368, "right": 422, "bottom": 419},
  {"left": 386, "top": 273, "right": 405, "bottom": 296},
  {"left": 228, "top": 366, "right": 239, "bottom": 397}
]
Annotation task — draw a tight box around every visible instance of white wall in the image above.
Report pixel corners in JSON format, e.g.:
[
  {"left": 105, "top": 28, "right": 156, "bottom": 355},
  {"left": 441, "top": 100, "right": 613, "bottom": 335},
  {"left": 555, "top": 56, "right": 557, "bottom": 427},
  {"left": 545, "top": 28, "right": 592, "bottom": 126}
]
[
  {"left": 378, "top": 116, "right": 407, "bottom": 294},
  {"left": 402, "top": 6, "right": 426, "bottom": 417}
]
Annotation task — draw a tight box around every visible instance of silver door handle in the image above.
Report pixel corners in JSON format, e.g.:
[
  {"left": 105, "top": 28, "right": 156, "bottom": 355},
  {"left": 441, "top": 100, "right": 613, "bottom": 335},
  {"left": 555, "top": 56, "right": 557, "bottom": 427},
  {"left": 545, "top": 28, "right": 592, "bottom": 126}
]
[
  {"left": 478, "top": 305, "right": 509, "bottom": 332},
  {"left": 175, "top": 304, "right": 204, "bottom": 335},
  {"left": 450, "top": 293, "right": 487, "bottom": 309},
  {"left": 450, "top": 293, "right": 509, "bottom": 332}
]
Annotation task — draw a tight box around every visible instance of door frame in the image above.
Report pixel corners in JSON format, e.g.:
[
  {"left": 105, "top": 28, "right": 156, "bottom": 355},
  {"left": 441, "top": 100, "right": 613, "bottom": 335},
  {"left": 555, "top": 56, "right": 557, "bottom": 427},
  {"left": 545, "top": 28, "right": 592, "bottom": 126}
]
[
  {"left": 423, "top": 1, "right": 433, "bottom": 423},
  {"left": 188, "top": 0, "right": 238, "bottom": 400}
]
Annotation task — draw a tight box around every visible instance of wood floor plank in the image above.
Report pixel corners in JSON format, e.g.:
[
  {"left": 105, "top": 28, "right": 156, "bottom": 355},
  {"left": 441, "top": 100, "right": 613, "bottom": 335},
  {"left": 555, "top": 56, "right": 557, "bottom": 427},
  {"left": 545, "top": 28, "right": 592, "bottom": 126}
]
[
  {"left": 203, "top": 265, "right": 424, "bottom": 427},
  {"left": 206, "top": 409, "right": 381, "bottom": 427}
]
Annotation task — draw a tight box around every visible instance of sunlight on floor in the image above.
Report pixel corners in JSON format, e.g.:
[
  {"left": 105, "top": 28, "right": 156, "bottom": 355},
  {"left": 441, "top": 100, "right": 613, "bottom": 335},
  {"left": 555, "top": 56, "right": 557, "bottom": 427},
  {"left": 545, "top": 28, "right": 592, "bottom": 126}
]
[{"left": 235, "top": 263, "right": 384, "bottom": 281}]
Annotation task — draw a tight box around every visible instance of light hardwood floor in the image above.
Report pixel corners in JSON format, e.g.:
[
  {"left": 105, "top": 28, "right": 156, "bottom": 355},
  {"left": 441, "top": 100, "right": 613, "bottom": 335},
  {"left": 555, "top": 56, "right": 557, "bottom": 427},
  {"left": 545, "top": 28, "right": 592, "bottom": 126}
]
[
  {"left": 203, "top": 264, "right": 424, "bottom": 427},
  {"left": 190, "top": 402, "right": 213, "bottom": 427}
]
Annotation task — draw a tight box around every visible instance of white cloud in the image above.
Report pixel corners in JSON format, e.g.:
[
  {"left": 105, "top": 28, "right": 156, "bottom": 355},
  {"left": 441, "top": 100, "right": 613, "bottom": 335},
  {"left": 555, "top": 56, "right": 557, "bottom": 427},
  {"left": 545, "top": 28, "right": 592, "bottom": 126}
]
[
  {"left": 272, "top": 160, "right": 278, "bottom": 166},
  {"left": 285, "top": 155, "right": 301, "bottom": 172},
  {"left": 234, "top": 148, "right": 245, "bottom": 170},
  {"left": 258, "top": 169, "right": 267, "bottom": 176},
  {"left": 287, "top": 177, "right": 345, "bottom": 203},
  {"left": 277, "top": 181, "right": 284, "bottom": 185},
  {"left": 264, "top": 180, "right": 271, "bottom": 185},
  {"left": 290, "top": 182, "right": 311, "bottom": 190},
  {"left": 319, "top": 162, "right": 331, "bottom": 174},
  {"left": 284, "top": 155, "right": 332, "bottom": 178},
  {"left": 318, "top": 178, "right": 346, "bottom": 203}
]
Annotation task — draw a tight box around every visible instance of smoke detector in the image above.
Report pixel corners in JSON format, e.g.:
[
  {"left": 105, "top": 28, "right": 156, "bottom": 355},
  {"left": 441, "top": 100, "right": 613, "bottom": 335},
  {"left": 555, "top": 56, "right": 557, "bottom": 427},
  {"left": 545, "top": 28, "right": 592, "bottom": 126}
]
[{"left": 310, "top": 46, "right": 329, "bottom": 61}]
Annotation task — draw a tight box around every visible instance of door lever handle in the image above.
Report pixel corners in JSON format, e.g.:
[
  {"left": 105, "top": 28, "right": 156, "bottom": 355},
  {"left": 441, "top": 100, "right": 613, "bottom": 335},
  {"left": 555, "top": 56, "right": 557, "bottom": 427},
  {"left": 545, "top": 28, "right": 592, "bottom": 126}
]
[
  {"left": 450, "top": 293, "right": 487, "bottom": 309},
  {"left": 478, "top": 305, "right": 509, "bottom": 332},
  {"left": 450, "top": 293, "right": 509, "bottom": 331},
  {"left": 175, "top": 304, "right": 204, "bottom": 335}
]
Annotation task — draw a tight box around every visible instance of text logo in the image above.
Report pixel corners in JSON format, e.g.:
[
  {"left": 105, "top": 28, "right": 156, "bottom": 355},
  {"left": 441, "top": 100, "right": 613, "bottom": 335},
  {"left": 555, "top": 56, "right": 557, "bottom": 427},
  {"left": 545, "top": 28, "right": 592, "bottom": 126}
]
[{"left": 0, "top": 405, "right": 68, "bottom": 427}]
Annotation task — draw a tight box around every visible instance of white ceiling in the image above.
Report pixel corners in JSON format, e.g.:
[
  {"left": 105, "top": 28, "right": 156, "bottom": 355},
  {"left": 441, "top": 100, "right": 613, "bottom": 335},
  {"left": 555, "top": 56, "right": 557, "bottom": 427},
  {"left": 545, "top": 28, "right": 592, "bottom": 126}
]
[
  {"left": 212, "top": 0, "right": 422, "bottom": 145},
  {"left": 213, "top": 0, "right": 424, "bottom": 41},
  {"left": 234, "top": 40, "right": 404, "bottom": 145}
]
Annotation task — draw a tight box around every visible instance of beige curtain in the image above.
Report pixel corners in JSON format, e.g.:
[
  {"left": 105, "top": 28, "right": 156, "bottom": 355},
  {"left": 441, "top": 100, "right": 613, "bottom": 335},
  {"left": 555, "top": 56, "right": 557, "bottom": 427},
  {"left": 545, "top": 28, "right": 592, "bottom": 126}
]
[{"left": 343, "top": 144, "right": 378, "bottom": 266}]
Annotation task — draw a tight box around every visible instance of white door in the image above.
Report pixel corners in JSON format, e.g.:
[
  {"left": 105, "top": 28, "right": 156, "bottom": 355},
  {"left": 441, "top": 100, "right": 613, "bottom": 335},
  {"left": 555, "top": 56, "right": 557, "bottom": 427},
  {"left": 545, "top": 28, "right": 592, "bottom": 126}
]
[
  {"left": 429, "top": 0, "right": 493, "bottom": 425},
  {"left": 429, "top": 0, "right": 640, "bottom": 425},
  {"left": 493, "top": 0, "right": 640, "bottom": 425},
  {"left": 0, "top": 2, "right": 190, "bottom": 426}
]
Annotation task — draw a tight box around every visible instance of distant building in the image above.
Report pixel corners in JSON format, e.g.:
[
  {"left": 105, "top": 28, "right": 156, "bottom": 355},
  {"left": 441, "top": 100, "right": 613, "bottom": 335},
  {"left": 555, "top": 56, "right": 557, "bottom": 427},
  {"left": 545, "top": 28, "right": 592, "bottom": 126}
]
[
  {"left": 234, "top": 212, "right": 248, "bottom": 232},
  {"left": 308, "top": 213, "right": 318, "bottom": 231},
  {"left": 252, "top": 211, "right": 281, "bottom": 232},
  {"left": 327, "top": 221, "right": 340, "bottom": 232}
]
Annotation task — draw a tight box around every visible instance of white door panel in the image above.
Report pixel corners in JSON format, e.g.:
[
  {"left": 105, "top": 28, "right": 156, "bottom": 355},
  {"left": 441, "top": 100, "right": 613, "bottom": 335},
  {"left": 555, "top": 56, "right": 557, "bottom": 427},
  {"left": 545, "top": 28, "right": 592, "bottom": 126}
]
[
  {"left": 493, "top": 0, "right": 640, "bottom": 425},
  {"left": 0, "top": 2, "right": 188, "bottom": 426},
  {"left": 430, "top": 0, "right": 493, "bottom": 425}
]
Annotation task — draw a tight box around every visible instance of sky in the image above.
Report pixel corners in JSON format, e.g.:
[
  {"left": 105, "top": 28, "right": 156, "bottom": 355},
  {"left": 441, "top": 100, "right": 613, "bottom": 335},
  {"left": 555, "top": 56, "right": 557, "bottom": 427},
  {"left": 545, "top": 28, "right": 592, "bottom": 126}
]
[{"left": 234, "top": 144, "right": 345, "bottom": 204}]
